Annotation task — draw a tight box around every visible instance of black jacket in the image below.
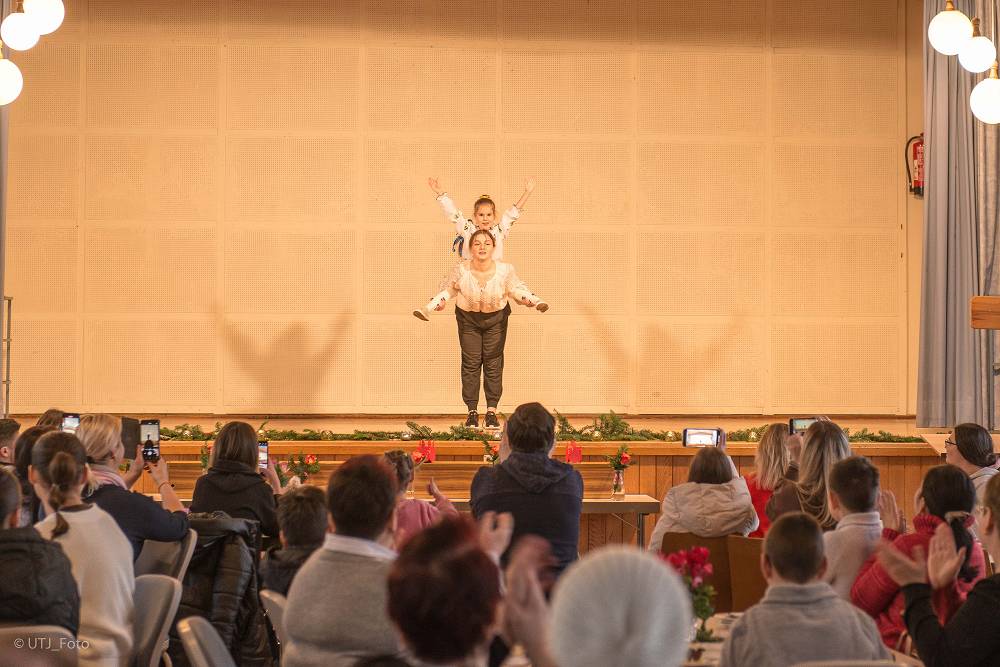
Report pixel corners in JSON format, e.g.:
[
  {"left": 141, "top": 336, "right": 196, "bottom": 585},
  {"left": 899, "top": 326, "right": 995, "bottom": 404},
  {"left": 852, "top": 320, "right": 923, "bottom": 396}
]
[
  {"left": 470, "top": 451, "right": 583, "bottom": 576},
  {"left": 0, "top": 526, "right": 80, "bottom": 634},
  {"left": 190, "top": 461, "right": 279, "bottom": 541},
  {"left": 903, "top": 575, "right": 1000, "bottom": 666},
  {"left": 260, "top": 545, "right": 319, "bottom": 597},
  {"left": 167, "top": 513, "right": 275, "bottom": 666},
  {"left": 86, "top": 483, "right": 189, "bottom": 560}
]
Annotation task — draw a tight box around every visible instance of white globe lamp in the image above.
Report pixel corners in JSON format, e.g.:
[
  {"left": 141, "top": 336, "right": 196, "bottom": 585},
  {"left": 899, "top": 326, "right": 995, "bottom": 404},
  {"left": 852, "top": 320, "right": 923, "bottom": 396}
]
[
  {"left": 0, "top": 8, "right": 39, "bottom": 51},
  {"left": 928, "top": 0, "right": 974, "bottom": 56},
  {"left": 23, "top": 0, "right": 64, "bottom": 36},
  {"left": 959, "top": 18, "right": 997, "bottom": 73},
  {"left": 971, "top": 63, "right": 1000, "bottom": 124},
  {"left": 0, "top": 58, "right": 23, "bottom": 106}
]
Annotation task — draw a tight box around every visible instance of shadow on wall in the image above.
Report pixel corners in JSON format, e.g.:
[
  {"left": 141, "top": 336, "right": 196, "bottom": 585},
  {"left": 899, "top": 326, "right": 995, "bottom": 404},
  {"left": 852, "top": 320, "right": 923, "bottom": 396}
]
[{"left": 218, "top": 315, "right": 348, "bottom": 410}]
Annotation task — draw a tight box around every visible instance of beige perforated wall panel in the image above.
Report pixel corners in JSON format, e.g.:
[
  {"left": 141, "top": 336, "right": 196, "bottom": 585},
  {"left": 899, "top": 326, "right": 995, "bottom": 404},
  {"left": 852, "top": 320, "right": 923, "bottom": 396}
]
[{"left": 4, "top": 0, "right": 915, "bottom": 415}]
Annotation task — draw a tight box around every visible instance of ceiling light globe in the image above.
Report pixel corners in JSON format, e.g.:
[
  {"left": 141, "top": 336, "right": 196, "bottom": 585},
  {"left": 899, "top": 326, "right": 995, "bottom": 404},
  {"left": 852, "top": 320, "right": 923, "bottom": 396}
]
[
  {"left": 23, "top": 0, "right": 64, "bottom": 36},
  {"left": 0, "top": 11, "right": 39, "bottom": 51},
  {"left": 970, "top": 69, "right": 1000, "bottom": 124},
  {"left": 960, "top": 35, "right": 997, "bottom": 72},
  {"left": 928, "top": 5, "right": 974, "bottom": 55},
  {"left": 0, "top": 59, "right": 23, "bottom": 105}
]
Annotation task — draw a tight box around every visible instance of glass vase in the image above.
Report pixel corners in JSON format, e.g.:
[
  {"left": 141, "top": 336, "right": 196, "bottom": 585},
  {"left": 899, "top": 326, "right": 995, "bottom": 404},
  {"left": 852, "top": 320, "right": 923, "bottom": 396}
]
[{"left": 611, "top": 469, "right": 625, "bottom": 500}]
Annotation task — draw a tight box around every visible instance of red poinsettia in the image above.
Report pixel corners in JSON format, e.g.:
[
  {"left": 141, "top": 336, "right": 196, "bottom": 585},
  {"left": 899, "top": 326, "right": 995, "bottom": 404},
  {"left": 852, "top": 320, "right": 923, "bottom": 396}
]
[
  {"left": 663, "top": 547, "right": 718, "bottom": 642},
  {"left": 304, "top": 454, "right": 317, "bottom": 465},
  {"left": 412, "top": 450, "right": 426, "bottom": 466}
]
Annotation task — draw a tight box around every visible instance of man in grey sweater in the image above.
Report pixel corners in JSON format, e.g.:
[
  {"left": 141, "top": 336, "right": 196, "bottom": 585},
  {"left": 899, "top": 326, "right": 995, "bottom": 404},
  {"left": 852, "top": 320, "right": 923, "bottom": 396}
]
[
  {"left": 721, "top": 513, "right": 889, "bottom": 667},
  {"left": 823, "top": 456, "right": 888, "bottom": 598},
  {"left": 283, "top": 455, "right": 401, "bottom": 667}
]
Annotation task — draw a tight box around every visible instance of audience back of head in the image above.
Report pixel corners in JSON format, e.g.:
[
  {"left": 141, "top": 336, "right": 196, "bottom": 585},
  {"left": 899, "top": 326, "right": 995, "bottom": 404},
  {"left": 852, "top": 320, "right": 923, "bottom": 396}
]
[
  {"left": 828, "top": 456, "right": 879, "bottom": 514},
  {"left": 76, "top": 414, "right": 123, "bottom": 465},
  {"left": 796, "top": 420, "right": 851, "bottom": 527},
  {"left": 0, "top": 418, "right": 20, "bottom": 463},
  {"left": 952, "top": 422, "right": 997, "bottom": 468},
  {"left": 0, "top": 467, "right": 19, "bottom": 527},
  {"left": 327, "top": 454, "right": 397, "bottom": 540},
  {"left": 920, "top": 464, "right": 978, "bottom": 582},
  {"left": 505, "top": 402, "right": 555, "bottom": 453},
  {"left": 756, "top": 423, "right": 790, "bottom": 490},
  {"left": 765, "top": 513, "right": 825, "bottom": 583},
  {"left": 687, "top": 446, "right": 733, "bottom": 484},
  {"left": 35, "top": 409, "right": 64, "bottom": 429},
  {"left": 382, "top": 449, "right": 414, "bottom": 493},
  {"left": 211, "top": 421, "right": 257, "bottom": 467},
  {"left": 278, "top": 485, "right": 327, "bottom": 549},
  {"left": 31, "top": 431, "right": 87, "bottom": 538},
  {"left": 387, "top": 516, "right": 500, "bottom": 664}
]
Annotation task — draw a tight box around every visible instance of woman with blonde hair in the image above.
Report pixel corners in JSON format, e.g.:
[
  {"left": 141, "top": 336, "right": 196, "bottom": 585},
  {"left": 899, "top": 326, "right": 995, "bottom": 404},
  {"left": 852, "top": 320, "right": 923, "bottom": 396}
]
[
  {"left": 745, "top": 423, "right": 791, "bottom": 537},
  {"left": 766, "top": 420, "right": 851, "bottom": 530},
  {"left": 78, "top": 413, "right": 188, "bottom": 560}
]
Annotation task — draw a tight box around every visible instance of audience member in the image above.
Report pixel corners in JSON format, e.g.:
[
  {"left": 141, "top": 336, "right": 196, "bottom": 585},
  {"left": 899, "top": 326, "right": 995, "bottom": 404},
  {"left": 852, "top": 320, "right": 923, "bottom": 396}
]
[
  {"left": 0, "top": 418, "right": 20, "bottom": 465},
  {"left": 31, "top": 431, "right": 134, "bottom": 667},
  {"left": 822, "top": 456, "right": 885, "bottom": 598},
  {"left": 284, "top": 455, "right": 401, "bottom": 666},
  {"left": 190, "top": 421, "right": 282, "bottom": 544},
  {"left": 77, "top": 414, "right": 188, "bottom": 560},
  {"left": 745, "top": 423, "right": 789, "bottom": 538},
  {"left": 646, "top": 446, "right": 758, "bottom": 550},
  {"left": 852, "top": 464, "right": 985, "bottom": 649},
  {"left": 470, "top": 402, "right": 583, "bottom": 575},
  {"left": 945, "top": 423, "right": 998, "bottom": 505},
  {"left": 12, "top": 425, "right": 55, "bottom": 526},
  {"left": 0, "top": 467, "right": 79, "bottom": 633},
  {"left": 384, "top": 515, "right": 511, "bottom": 666},
  {"left": 767, "top": 420, "right": 850, "bottom": 530},
  {"left": 876, "top": 472, "right": 1000, "bottom": 665},
  {"left": 720, "top": 513, "right": 889, "bottom": 667},
  {"left": 383, "top": 449, "right": 458, "bottom": 547},
  {"left": 35, "top": 408, "right": 64, "bottom": 429},
  {"left": 261, "top": 485, "right": 327, "bottom": 595},
  {"left": 504, "top": 541, "right": 692, "bottom": 667}
]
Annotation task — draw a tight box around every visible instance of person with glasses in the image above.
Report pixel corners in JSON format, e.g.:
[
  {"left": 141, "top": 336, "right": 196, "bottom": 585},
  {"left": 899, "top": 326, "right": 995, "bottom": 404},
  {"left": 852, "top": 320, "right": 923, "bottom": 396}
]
[{"left": 944, "top": 423, "right": 998, "bottom": 506}]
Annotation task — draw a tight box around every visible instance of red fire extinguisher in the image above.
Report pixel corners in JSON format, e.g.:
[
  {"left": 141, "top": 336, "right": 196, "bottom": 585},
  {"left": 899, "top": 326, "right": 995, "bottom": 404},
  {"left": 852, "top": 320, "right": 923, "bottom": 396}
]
[{"left": 906, "top": 133, "right": 924, "bottom": 197}]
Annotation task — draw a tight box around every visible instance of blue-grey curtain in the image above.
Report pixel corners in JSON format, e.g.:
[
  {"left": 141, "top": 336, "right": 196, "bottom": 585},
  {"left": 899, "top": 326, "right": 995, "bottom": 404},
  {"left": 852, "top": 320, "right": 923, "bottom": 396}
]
[{"left": 918, "top": 0, "right": 1000, "bottom": 427}]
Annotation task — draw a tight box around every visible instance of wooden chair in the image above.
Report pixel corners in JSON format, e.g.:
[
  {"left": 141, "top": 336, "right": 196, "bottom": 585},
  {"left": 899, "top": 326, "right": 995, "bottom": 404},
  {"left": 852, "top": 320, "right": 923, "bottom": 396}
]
[
  {"left": 660, "top": 533, "right": 732, "bottom": 612},
  {"left": 726, "top": 535, "right": 767, "bottom": 611}
]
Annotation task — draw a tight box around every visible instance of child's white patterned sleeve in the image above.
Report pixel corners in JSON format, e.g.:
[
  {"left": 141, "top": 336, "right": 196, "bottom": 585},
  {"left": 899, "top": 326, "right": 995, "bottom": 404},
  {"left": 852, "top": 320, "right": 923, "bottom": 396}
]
[
  {"left": 437, "top": 193, "right": 472, "bottom": 235},
  {"left": 497, "top": 205, "right": 520, "bottom": 238}
]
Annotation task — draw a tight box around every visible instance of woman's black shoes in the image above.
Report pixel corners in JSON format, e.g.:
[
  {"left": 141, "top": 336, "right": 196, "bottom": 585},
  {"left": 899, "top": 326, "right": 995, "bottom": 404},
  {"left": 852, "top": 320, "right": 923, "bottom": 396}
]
[
  {"left": 465, "top": 410, "right": 479, "bottom": 427},
  {"left": 484, "top": 412, "right": 500, "bottom": 428}
]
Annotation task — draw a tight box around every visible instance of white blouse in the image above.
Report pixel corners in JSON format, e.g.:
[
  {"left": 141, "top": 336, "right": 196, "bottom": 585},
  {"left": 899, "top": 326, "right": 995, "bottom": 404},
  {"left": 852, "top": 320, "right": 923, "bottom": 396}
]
[
  {"left": 437, "top": 193, "right": 520, "bottom": 260},
  {"left": 444, "top": 261, "right": 535, "bottom": 313}
]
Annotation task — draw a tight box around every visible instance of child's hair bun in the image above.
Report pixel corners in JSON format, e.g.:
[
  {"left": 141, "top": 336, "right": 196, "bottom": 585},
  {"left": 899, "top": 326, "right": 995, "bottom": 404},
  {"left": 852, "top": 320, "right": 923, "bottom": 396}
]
[{"left": 479, "top": 194, "right": 491, "bottom": 199}]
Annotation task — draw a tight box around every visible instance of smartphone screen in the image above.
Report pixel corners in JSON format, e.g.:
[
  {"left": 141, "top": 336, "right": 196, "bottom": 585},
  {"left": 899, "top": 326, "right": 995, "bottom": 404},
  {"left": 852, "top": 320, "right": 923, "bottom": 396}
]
[
  {"left": 789, "top": 418, "right": 818, "bottom": 434},
  {"left": 61, "top": 413, "right": 80, "bottom": 434},
  {"left": 683, "top": 428, "right": 720, "bottom": 447},
  {"left": 258, "top": 441, "right": 268, "bottom": 471},
  {"left": 140, "top": 419, "right": 160, "bottom": 462}
]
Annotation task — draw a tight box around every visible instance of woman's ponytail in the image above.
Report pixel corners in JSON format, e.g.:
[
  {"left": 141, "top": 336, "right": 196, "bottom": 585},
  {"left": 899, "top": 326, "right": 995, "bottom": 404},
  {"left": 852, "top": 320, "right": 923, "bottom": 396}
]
[
  {"left": 944, "top": 510, "right": 978, "bottom": 583},
  {"left": 921, "top": 465, "right": 979, "bottom": 583},
  {"left": 30, "top": 431, "right": 87, "bottom": 538}
]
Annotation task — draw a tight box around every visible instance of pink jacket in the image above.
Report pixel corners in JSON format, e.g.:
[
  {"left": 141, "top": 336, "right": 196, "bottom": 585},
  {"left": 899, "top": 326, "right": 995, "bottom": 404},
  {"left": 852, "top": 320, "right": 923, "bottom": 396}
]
[
  {"left": 395, "top": 498, "right": 457, "bottom": 547},
  {"left": 850, "top": 513, "right": 985, "bottom": 649}
]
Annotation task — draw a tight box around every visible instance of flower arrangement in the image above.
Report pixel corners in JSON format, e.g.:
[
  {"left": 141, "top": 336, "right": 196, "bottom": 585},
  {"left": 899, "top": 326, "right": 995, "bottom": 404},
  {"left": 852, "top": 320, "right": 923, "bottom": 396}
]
[
  {"left": 199, "top": 443, "right": 212, "bottom": 471},
  {"left": 483, "top": 439, "right": 500, "bottom": 464},
  {"left": 664, "top": 547, "right": 719, "bottom": 642},
  {"left": 604, "top": 444, "right": 632, "bottom": 496},
  {"left": 275, "top": 453, "right": 322, "bottom": 487},
  {"left": 411, "top": 449, "right": 427, "bottom": 467}
]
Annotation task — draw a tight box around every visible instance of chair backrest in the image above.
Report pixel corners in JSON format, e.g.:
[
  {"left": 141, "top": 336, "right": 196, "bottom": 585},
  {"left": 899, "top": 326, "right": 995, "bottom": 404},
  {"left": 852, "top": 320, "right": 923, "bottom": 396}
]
[
  {"left": 727, "top": 535, "right": 768, "bottom": 612},
  {"left": 0, "top": 624, "right": 78, "bottom": 666},
  {"left": 660, "top": 533, "right": 732, "bottom": 612},
  {"left": 134, "top": 528, "right": 198, "bottom": 581},
  {"left": 132, "top": 574, "right": 182, "bottom": 667},
  {"left": 259, "top": 590, "right": 287, "bottom": 645},
  {"left": 176, "top": 616, "right": 236, "bottom": 667}
]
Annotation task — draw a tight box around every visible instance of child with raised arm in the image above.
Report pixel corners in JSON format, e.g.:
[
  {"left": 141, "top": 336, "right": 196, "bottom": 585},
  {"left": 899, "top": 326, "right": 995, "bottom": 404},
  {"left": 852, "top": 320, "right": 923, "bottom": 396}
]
[{"left": 414, "top": 176, "right": 536, "bottom": 321}]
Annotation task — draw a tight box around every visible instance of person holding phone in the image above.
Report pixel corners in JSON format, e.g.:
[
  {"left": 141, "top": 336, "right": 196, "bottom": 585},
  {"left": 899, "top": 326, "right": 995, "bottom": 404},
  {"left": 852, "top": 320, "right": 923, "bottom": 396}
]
[
  {"left": 190, "top": 421, "right": 283, "bottom": 548},
  {"left": 77, "top": 414, "right": 189, "bottom": 560}
]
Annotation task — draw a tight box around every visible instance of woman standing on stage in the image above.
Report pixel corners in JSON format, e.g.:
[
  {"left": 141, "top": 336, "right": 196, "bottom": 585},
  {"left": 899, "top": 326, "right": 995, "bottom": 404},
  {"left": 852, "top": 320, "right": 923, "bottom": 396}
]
[{"left": 432, "top": 228, "right": 548, "bottom": 428}]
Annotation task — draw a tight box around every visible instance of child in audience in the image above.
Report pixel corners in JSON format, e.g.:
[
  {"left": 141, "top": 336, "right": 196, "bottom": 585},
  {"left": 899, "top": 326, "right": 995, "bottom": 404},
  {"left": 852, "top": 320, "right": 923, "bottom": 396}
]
[
  {"left": 260, "top": 485, "right": 328, "bottom": 595},
  {"left": 0, "top": 467, "right": 79, "bottom": 634},
  {"left": 383, "top": 449, "right": 458, "bottom": 547},
  {"left": 745, "top": 423, "right": 790, "bottom": 537},
  {"left": 767, "top": 420, "right": 850, "bottom": 530},
  {"left": 945, "top": 422, "right": 998, "bottom": 505},
  {"left": 31, "top": 431, "right": 134, "bottom": 667},
  {"left": 875, "top": 472, "right": 1000, "bottom": 666},
  {"left": 851, "top": 464, "right": 986, "bottom": 649},
  {"left": 646, "top": 446, "right": 758, "bottom": 551},
  {"left": 823, "top": 456, "right": 886, "bottom": 598},
  {"left": 720, "top": 513, "right": 889, "bottom": 667}
]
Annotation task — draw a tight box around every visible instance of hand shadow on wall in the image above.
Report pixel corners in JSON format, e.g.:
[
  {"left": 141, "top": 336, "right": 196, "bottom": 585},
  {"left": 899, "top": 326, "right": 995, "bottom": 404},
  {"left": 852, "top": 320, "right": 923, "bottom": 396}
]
[
  {"left": 218, "top": 314, "right": 349, "bottom": 411},
  {"left": 579, "top": 304, "right": 748, "bottom": 411}
]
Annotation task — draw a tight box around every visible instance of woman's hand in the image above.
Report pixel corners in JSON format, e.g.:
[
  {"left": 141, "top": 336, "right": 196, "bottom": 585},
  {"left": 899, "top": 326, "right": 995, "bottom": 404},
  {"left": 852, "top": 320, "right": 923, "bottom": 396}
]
[
  {"left": 147, "top": 458, "right": 171, "bottom": 487},
  {"left": 876, "top": 541, "right": 926, "bottom": 587},
  {"left": 265, "top": 460, "right": 283, "bottom": 495},
  {"left": 786, "top": 432, "right": 803, "bottom": 464},
  {"left": 428, "top": 176, "right": 444, "bottom": 196},
  {"left": 478, "top": 510, "right": 514, "bottom": 563},
  {"left": 427, "top": 478, "right": 457, "bottom": 515},
  {"left": 503, "top": 536, "right": 559, "bottom": 667},
  {"left": 878, "top": 489, "right": 905, "bottom": 533},
  {"left": 927, "top": 522, "right": 966, "bottom": 590},
  {"left": 433, "top": 300, "right": 447, "bottom": 311}
]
